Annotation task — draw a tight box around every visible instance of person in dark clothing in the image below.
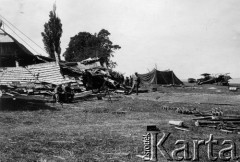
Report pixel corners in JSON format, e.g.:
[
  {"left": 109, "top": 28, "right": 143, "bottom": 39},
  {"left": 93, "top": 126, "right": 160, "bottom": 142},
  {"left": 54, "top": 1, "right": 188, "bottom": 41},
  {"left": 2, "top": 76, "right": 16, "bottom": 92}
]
[
  {"left": 54, "top": 84, "right": 64, "bottom": 103},
  {"left": 129, "top": 76, "right": 133, "bottom": 87},
  {"left": 129, "top": 72, "right": 140, "bottom": 95},
  {"left": 64, "top": 83, "right": 74, "bottom": 103},
  {"left": 124, "top": 77, "right": 130, "bottom": 86},
  {"left": 120, "top": 74, "right": 124, "bottom": 84}
]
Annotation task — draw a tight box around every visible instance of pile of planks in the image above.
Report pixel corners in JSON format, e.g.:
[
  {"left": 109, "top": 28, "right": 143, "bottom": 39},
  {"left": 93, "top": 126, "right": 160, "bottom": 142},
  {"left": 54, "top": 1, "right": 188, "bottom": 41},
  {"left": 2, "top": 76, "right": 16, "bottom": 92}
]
[
  {"left": 162, "top": 105, "right": 240, "bottom": 133},
  {"left": 193, "top": 114, "right": 240, "bottom": 133}
]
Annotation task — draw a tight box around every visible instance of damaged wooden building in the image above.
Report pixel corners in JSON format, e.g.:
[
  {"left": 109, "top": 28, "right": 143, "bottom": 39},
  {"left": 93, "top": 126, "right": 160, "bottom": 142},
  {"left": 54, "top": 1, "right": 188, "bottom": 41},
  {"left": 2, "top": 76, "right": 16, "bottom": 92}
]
[{"left": 0, "top": 28, "right": 108, "bottom": 98}]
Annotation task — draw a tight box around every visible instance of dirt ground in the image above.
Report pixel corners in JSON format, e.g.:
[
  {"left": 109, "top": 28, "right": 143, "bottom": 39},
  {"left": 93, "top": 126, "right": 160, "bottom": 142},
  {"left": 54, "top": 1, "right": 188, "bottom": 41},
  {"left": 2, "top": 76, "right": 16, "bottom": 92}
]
[{"left": 0, "top": 83, "right": 240, "bottom": 161}]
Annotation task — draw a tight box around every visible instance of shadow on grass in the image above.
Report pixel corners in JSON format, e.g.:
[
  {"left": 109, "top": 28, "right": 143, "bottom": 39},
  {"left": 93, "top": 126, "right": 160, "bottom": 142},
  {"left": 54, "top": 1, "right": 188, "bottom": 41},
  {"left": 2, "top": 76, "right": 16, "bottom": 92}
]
[
  {"left": 0, "top": 97, "right": 58, "bottom": 111},
  {"left": 75, "top": 94, "right": 121, "bottom": 102}
]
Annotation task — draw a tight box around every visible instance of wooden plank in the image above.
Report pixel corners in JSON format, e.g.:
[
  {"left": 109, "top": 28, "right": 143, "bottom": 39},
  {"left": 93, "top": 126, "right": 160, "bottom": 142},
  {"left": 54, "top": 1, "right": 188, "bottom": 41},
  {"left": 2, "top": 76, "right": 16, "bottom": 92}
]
[
  {"left": 5, "top": 92, "right": 15, "bottom": 96},
  {"left": 175, "top": 126, "right": 190, "bottom": 131},
  {"left": 30, "top": 68, "right": 60, "bottom": 73},
  {"left": 38, "top": 74, "right": 63, "bottom": 78},
  {"left": 195, "top": 120, "right": 220, "bottom": 127},
  {"left": 220, "top": 129, "right": 233, "bottom": 133},
  {"left": 74, "top": 91, "right": 92, "bottom": 98},
  {"left": 192, "top": 116, "right": 213, "bottom": 120},
  {"left": 30, "top": 67, "right": 60, "bottom": 71},
  {"left": 169, "top": 120, "right": 183, "bottom": 127}
]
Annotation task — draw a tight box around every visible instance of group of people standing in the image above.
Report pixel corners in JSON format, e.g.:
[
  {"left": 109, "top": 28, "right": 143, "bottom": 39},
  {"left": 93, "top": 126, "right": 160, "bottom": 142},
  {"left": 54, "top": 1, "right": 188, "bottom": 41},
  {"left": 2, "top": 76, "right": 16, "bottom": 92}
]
[
  {"left": 124, "top": 72, "right": 141, "bottom": 95},
  {"left": 53, "top": 72, "right": 141, "bottom": 104},
  {"left": 123, "top": 76, "right": 133, "bottom": 87},
  {"left": 54, "top": 83, "right": 74, "bottom": 103}
]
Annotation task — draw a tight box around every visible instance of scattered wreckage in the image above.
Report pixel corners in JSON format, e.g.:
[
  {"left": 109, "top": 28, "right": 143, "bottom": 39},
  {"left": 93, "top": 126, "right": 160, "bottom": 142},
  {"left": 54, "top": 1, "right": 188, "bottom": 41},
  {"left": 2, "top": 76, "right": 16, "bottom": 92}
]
[
  {"left": 0, "top": 59, "right": 124, "bottom": 102},
  {"left": 0, "top": 43, "right": 123, "bottom": 102},
  {"left": 187, "top": 78, "right": 196, "bottom": 83},
  {"left": 0, "top": 28, "right": 126, "bottom": 102},
  {"left": 162, "top": 106, "right": 240, "bottom": 134},
  {"left": 196, "top": 73, "right": 232, "bottom": 86}
]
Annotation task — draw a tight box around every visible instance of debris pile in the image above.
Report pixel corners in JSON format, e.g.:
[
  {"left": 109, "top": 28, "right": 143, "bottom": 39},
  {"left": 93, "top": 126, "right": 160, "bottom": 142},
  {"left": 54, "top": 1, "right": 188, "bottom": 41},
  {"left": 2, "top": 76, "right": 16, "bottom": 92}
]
[
  {"left": 194, "top": 112, "right": 240, "bottom": 134},
  {"left": 163, "top": 105, "right": 240, "bottom": 134},
  {"left": 0, "top": 56, "right": 126, "bottom": 102}
]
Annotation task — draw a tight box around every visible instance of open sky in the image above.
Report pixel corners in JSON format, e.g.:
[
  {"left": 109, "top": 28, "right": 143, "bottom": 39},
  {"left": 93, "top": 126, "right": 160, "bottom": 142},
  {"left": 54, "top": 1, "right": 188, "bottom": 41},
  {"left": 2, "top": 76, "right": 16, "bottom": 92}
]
[{"left": 0, "top": 0, "right": 240, "bottom": 79}]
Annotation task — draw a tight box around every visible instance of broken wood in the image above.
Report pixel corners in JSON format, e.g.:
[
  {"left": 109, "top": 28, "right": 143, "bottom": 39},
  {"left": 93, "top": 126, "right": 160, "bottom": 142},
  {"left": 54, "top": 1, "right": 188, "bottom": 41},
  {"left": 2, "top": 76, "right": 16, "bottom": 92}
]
[
  {"left": 210, "top": 117, "right": 240, "bottom": 121},
  {"left": 192, "top": 116, "right": 213, "bottom": 120},
  {"left": 74, "top": 91, "right": 92, "bottom": 99},
  {"left": 175, "top": 126, "right": 190, "bottom": 131},
  {"left": 5, "top": 92, "right": 15, "bottom": 96},
  {"left": 220, "top": 129, "right": 233, "bottom": 133},
  {"left": 195, "top": 120, "right": 240, "bottom": 127},
  {"left": 222, "top": 127, "right": 240, "bottom": 131},
  {"left": 169, "top": 120, "right": 183, "bottom": 127},
  {"left": 195, "top": 120, "right": 221, "bottom": 127},
  {"left": 115, "top": 90, "right": 125, "bottom": 93}
]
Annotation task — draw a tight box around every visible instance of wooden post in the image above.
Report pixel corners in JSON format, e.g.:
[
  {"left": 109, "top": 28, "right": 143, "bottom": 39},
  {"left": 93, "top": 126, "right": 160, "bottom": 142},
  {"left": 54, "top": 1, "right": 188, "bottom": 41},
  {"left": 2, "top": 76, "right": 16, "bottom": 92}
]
[
  {"left": 15, "top": 60, "right": 19, "bottom": 67},
  {"left": 15, "top": 51, "right": 19, "bottom": 67}
]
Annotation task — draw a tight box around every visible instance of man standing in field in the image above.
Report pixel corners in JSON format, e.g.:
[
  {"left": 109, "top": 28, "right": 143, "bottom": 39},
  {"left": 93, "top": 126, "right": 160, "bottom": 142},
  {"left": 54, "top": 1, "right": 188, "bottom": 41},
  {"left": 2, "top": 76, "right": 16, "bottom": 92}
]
[
  {"left": 124, "top": 77, "right": 130, "bottom": 86},
  {"left": 129, "top": 72, "right": 141, "bottom": 95},
  {"left": 64, "top": 83, "right": 74, "bottom": 103},
  {"left": 54, "top": 84, "right": 64, "bottom": 103}
]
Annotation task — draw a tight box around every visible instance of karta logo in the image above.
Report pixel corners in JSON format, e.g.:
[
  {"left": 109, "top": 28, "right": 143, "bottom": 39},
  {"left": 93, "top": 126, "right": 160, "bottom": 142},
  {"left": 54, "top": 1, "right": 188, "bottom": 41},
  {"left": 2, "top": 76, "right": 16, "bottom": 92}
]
[{"left": 142, "top": 125, "right": 239, "bottom": 161}]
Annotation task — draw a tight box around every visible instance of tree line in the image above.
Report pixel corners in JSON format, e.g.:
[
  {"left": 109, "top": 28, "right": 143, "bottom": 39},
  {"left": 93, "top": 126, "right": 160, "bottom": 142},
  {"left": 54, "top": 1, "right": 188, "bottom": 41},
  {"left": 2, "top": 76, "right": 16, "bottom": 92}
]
[{"left": 41, "top": 6, "right": 121, "bottom": 68}]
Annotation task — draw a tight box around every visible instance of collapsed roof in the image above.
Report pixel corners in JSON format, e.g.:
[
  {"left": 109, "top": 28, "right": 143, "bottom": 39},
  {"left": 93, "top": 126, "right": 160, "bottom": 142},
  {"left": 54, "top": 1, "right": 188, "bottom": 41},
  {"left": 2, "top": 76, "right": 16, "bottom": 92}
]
[{"left": 0, "top": 62, "right": 75, "bottom": 85}]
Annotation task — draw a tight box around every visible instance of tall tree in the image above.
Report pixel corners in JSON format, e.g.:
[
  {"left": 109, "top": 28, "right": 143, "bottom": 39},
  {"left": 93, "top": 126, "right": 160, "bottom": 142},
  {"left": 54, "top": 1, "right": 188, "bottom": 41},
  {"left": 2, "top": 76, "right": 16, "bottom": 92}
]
[
  {"left": 41, "top": 4, "right": 62, "bottom": 60},
  {"left": 64, "top": 29, "right": 121, "bottom": 68}
]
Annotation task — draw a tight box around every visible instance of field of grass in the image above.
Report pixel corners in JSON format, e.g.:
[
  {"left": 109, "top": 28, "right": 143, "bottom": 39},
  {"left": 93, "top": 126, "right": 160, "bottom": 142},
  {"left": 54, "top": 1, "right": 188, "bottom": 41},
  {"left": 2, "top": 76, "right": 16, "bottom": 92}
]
[{"left": 0, "top": 84, "right": 240, "bottom": 161}]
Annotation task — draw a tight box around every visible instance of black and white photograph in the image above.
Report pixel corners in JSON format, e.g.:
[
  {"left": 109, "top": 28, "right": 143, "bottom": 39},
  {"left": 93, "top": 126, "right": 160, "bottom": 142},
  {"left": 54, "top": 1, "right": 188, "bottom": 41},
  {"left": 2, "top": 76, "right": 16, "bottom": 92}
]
[{"left": 0, "top": 0, "right": 240, "bottom": 161}]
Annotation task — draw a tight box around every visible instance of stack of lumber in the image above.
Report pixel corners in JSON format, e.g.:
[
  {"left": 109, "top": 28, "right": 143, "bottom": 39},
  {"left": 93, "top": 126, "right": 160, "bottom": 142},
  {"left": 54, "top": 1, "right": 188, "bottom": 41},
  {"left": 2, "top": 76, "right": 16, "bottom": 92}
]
[
  {"left": 162, "top": 105, "right": 240, "bottom": 133},
  {"left": 194, "top": 114, "right": 240, "bottom": 133}
]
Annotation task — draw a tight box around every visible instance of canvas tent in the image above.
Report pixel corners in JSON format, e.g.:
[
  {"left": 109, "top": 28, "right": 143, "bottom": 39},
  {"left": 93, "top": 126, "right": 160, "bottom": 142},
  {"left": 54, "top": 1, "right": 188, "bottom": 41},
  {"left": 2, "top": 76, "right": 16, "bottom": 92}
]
[{"left": 138, "top": 69, "right": 183, "bottom": 85}]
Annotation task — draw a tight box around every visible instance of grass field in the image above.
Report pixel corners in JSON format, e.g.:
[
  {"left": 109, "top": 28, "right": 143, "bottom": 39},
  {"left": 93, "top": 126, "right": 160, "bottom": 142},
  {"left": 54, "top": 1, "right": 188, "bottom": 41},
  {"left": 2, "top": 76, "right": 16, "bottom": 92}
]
[{"left": 0, "top": 83, "right": 240, "bottom": 161}]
